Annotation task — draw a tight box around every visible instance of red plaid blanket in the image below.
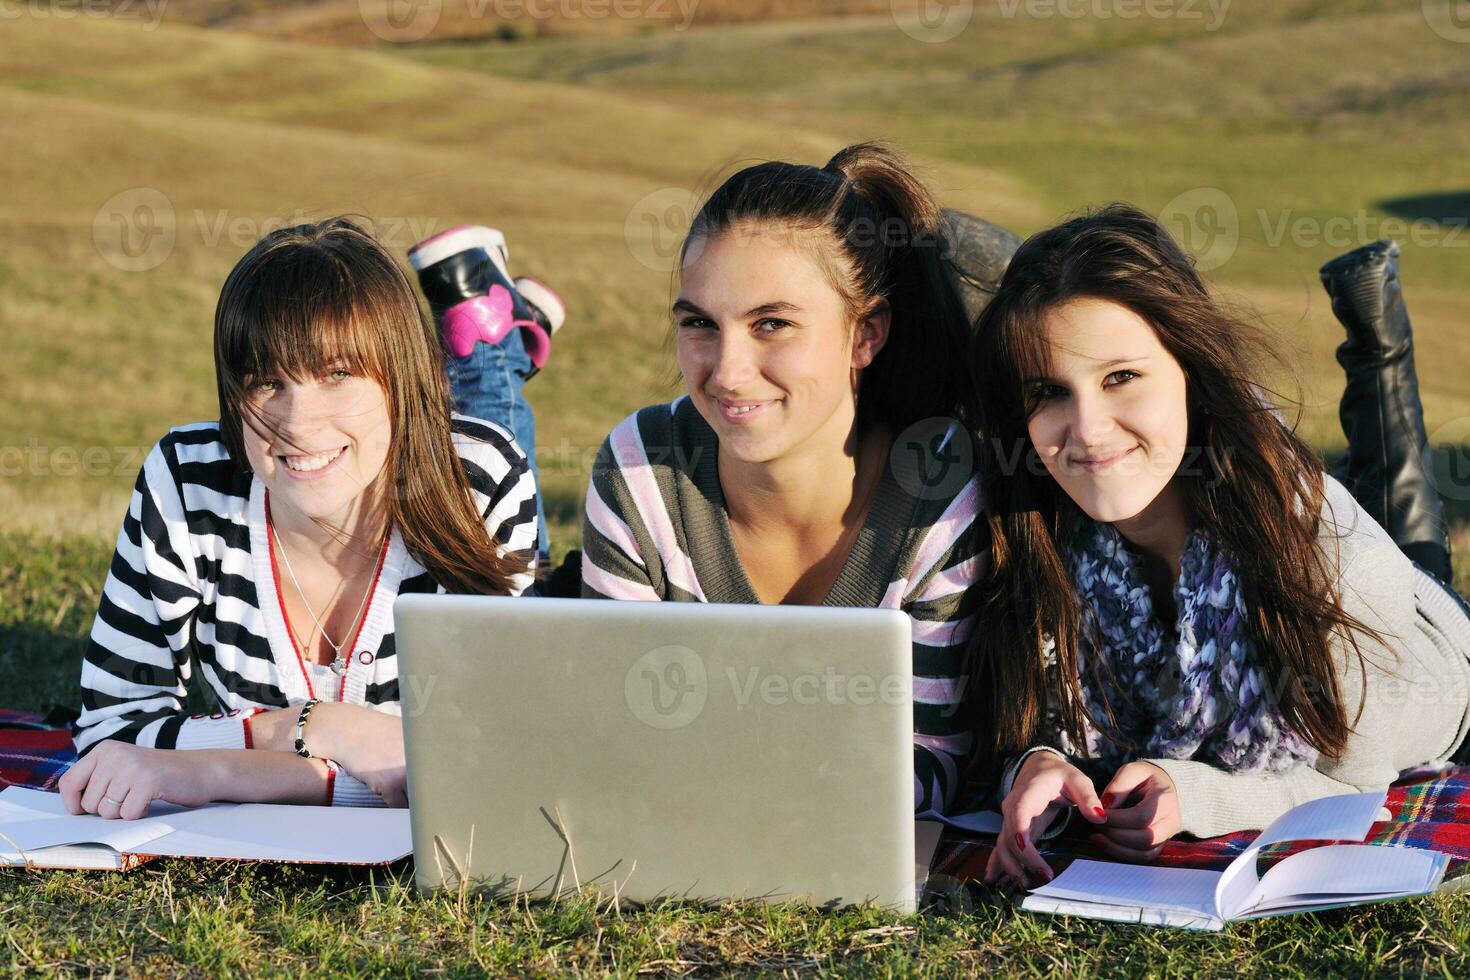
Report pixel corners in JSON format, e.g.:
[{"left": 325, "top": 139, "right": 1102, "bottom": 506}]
[
  {"left": 0, "top": 710, "right": 75, "bottom": 793},
  {"left": 934, "top": 767, "right": 1470, "bottom": 884},
  {"left": 7, "top": 710, "right": 1470, "bottom": 881}
]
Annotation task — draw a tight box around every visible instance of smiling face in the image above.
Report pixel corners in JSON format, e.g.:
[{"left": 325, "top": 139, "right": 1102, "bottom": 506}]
[
  {"left": 1025, "top": 297, "right": 1191, "bottom": 525},
  {"left": 674, "top": 226, "right": 887, "bottom": 466},
  {"left": 240, "top": 362, "right": 393, "bottom": 526}
]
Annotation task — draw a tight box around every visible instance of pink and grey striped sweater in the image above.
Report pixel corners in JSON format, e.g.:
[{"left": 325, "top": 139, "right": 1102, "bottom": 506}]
[{"left": 580, "top": 396, "right": 989, "bottom": 816}]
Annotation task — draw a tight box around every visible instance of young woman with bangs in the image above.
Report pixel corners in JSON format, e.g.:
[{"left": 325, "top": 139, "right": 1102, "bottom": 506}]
[
  {"left": 966, "top": 204, "right": 1470, "bottom": 889},
  {"left": 61, "top": 217, "right": 540, "bottom": 817}
]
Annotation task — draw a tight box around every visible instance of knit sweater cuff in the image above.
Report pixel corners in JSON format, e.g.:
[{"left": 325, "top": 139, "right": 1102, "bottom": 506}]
[
  {"left": 174, "top": 712, "right": 254, "bottom": 751},
  {"left": 1145, "top": 757, "right": 1285, "bottom": 839},
  {"left": 329, "top": 770, "right": 388, "bottom": 808}
]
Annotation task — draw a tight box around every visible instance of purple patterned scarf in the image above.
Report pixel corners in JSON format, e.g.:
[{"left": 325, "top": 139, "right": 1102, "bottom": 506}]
[{"left": 1059, "top": 518, "right": 1317, "bottom": 774}]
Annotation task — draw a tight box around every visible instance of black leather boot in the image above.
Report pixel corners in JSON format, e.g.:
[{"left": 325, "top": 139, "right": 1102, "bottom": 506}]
[
  {"left": 1319, "top": 240, "right": 1453, "bottom": 583},
  {"left": 939, "top": 209, "right": 1021, "bottom": 327}
]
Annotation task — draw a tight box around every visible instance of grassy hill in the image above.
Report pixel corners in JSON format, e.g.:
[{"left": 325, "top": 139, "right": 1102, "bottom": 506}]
[
  {"left": 0, "top": 12, "right": 1044, "bottom": 541},
  {"left": 88, "top": 0, "right": 903, "bottom": 43},
  {"left": 3, "top": 1, "right": 1468, "bottom": 547}
]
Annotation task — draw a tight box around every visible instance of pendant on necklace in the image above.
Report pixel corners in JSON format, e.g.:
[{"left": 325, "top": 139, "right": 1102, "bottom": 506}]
[{"left": 329, "top": 654, "right": 348, "bottom": 676}]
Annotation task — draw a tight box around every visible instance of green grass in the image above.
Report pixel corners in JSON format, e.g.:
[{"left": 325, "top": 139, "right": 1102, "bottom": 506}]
[
  {"left": 3, "top": 523, "right": 1470, "bottom": 973},
  {"left": 7, "top": 3, "right": 1470, "bottom": 973},
  {"left": 5, "top": 532, "right": 1470, "bottom": 975}
]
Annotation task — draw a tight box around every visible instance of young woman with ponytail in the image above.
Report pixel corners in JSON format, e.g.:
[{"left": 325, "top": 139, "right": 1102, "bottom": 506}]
[
  {"left": 966, "top": 203, "right": 1470, "bottom": 888},
  {"left": 580, "top": 143, "right": 988, "bottom": 816}
]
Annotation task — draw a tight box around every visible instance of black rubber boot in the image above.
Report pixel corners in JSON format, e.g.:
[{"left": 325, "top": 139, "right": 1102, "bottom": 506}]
[
  {"left": 939, "top": 209, "right": 1022, "bottom": 327},
  {"left": 1319, "top": 239, "right": 1453, "bottom": 583}
]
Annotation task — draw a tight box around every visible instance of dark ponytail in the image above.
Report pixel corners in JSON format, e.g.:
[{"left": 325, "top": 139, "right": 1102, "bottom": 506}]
[{"left": 680, "top": 142, "right": 976, "bottom": 433}]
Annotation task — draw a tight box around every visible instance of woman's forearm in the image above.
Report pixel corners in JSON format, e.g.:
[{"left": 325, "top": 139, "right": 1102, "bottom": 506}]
[
  {"left": 246, "top": 706, "right": 304, "bottom": 754},
  {"left": 246, "top": 702, "right": 366, "bottom": 762},
  {"left": 198, "top": 749, "right": 333, "bottom": 806}
]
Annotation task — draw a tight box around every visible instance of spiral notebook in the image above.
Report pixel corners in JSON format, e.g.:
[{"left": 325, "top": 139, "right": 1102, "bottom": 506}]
[
  {"left": 1023, "top": 791, "right": 1448, "bottom": 930},
  {"left": 0, "top": 787, "right": 411, "bottom": 870}
]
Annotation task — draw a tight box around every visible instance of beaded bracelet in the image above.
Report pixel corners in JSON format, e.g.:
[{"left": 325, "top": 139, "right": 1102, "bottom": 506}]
[{"left": 293, "top": 698, "right": 321, "bottom": 758}]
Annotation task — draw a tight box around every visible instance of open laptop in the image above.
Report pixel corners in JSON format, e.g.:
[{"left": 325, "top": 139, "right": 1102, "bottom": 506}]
[{"left": 394, "top": 594, "right": 928, "bottom": 911}]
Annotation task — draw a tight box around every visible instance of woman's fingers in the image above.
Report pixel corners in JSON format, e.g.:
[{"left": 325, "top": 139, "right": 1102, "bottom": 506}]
[
  {"left": 985, "top": 819, "right": 1040, "bottom": 889},
  {"left": 58, "top": 750, "right": 98, "bottom": 815},
  {"left": 1096, "top": 824, "right": 1164, "bottom": 850},
  {"left": 986, "top": 807, "right": 1020, "bottom": 885},
  {"left": 1092, "top": 764, "right": 1181, "bottom": 858},
  {"left": 1025, "top": 804, "right": 1064, "bottom": 844},
  {"left": 996, "top": 798, "right": 1056, "bottom": 887},
  {"left": 982, "top": 849, "right": 1002, "bottom": 886},
  {"left": 118, "top": 781, "right": 154, "bottom": 821},
  {"left": 72, "top": 744, "right": 150, "bottom": 818},
  {"left": 992, "top": 841, "right": 1028, "bottom": 889},
  {"left": 984, "top": 846, "right": 1025, "bottom": 888},
  {"left": 79, "top": 768, "right": 118, "bottom": 817},
  {"left": 1100, "top": 762, "right": 1151, "bottom": 809},
  {"left": 1090, "top": 832, "right": 1163, "bottom": 864},
  {"left": 1056, "top": 766, "right": 1108, "bottom": 825},
  {"left": 1013, "top": 832, "right": 1054, "bottom": 883},
  {"left": 1098, "top": 792, "right": 1161, "bottom": 829},
  {"left": 1105, "top": 799, "right": 1158, "bottom": 828}
]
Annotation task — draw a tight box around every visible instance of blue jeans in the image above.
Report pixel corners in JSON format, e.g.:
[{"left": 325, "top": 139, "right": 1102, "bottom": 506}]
[{"left": 446, "top": 328, "right": 549, "bottom": 561}]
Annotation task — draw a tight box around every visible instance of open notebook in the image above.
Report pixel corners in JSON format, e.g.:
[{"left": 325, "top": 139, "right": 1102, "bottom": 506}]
[
  {"left": 0, "top": 787, "right": 412, "bottom": 870},
  {"left": 1024, "top": 790, "right": 1448, "bottom": 930},
  {"left": 3, "top": 787, "right": 943, "bottom": 892}
]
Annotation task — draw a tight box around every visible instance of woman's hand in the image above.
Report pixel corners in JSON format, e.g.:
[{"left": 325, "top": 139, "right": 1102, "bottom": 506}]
[
  {"left": 1091, "top": 761, "right": 1181, "bottom": 862},
  {"left": 242, "top": 702, "right": 406, "bottom": 806},
  {"left": 58, "top": 742, "right": 222, "bottom": 820},
  {"left": 985, "top": 750, "right": 1108, "bottom": 889},
  {"left": 307, "top": 703, "right": 407, "bottom": 807}
]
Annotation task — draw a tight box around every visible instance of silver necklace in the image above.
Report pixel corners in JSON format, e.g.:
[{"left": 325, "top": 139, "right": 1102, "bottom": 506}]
[{"left": 271, "top": 521, "right": 381, "bottom": 677}]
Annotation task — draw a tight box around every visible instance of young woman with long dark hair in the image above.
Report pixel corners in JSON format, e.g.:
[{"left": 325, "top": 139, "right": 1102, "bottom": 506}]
[{"left": 965, "top": 204, "right": 1470, "bottom": 887}]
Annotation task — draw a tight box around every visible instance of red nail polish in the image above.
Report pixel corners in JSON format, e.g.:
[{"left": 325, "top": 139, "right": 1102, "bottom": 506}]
[
  {"left": 1094, "top": 806, "right": 1107, "bottom": 820},
  {"left": 1014, "top": 832, "right": 1026, "bottom": 850}
]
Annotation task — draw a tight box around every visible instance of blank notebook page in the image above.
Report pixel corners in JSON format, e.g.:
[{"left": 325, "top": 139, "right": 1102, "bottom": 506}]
[
  {"left": 1247, "top": 844, "right": 1446, "bottom": 913},
  {"left": 1028, "top": 860, "right": 1220, "bottom": 917}
]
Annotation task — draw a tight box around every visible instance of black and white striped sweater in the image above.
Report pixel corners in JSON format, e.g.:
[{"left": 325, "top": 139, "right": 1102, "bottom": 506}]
[{"left": 75, "top": 415, "right": 538, "bottom": 806}]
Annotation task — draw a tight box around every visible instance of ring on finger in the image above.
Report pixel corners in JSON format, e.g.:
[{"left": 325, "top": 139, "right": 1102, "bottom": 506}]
[{"left": 102, "top": 795, "right": 124, "bottom": 808}]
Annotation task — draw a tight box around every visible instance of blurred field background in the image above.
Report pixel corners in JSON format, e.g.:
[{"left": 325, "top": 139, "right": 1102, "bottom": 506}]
[
  {"left": 3, "top": 0, "right": 1468, "bottom": 548},
  {"left": 3, "top": 1, "right": 1470, "bottom": 972}
]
